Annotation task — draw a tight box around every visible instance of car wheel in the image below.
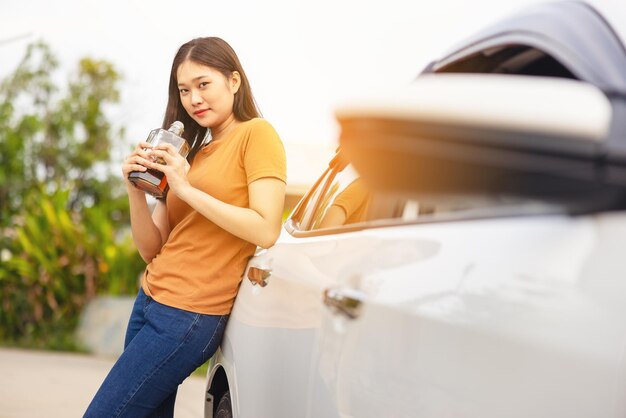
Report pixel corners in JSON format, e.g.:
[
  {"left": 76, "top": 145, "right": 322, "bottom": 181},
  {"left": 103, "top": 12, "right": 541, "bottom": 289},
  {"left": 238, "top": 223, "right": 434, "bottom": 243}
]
[{"left": 215, "top": 390, "right": 232, "bottom": 418}]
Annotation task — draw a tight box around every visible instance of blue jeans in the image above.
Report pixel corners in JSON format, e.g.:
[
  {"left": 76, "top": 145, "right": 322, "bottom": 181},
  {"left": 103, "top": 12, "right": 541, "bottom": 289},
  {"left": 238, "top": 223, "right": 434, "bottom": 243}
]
[{"left": 84, "top": 288, "right": 228, "bottom": 418}]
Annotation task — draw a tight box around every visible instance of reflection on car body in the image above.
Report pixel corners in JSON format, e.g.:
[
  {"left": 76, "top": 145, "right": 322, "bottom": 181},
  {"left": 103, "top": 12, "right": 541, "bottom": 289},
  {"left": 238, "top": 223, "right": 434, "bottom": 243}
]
[{"left": 204, "top": 1, "right": 626, "bottom": 417}]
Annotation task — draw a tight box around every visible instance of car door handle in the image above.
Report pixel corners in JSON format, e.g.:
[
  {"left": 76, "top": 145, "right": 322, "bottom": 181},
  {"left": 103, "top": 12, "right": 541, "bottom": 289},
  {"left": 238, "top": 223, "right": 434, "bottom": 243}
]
[
  {"left": 323, "top": 287, "right": 364, "bottom": 320},
  {"left": 247, "top": 266, "right": 271, "bottom": 287}
]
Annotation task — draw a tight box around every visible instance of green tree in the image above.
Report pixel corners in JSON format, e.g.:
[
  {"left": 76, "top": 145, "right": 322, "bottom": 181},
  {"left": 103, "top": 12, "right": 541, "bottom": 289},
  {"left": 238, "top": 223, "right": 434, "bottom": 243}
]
[
  {"left": 0, "top": 40, "right": 128, "bottom": 216},
  {"left": 0, "top": 41, "right": 145, "bottom": 349}
]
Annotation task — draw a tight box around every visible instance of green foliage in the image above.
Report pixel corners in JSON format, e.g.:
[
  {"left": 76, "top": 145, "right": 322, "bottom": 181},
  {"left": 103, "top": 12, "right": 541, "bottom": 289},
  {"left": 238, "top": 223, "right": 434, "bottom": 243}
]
[
  {"left": 0, "top": 189, "right": 144, "bottom": 349},
  {"left": 0, "top": 41, "right": 145, "bottom": 349},
  {"left": 0, "top": 41, "right": 127, "bottom": 218}
]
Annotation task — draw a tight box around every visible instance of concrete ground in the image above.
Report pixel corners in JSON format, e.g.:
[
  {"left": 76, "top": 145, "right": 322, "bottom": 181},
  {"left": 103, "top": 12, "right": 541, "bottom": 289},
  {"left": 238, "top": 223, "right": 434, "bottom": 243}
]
[{"left": 0, "top": 347, "right": 206, "bottom": 418}]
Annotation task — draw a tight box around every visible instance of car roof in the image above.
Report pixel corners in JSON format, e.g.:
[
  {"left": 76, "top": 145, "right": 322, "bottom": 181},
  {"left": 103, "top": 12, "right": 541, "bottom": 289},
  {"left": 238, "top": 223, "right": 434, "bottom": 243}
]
[
  {"left": 585, "top": 0, "right": 626, "bottom": 44},
  {"left": 429, "top": 0, "right": 626, "bottom": 92}
]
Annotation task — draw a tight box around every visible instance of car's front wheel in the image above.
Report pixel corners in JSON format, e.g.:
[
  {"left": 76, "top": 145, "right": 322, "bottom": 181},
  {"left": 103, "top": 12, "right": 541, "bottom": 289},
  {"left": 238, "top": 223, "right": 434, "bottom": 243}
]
[{"left": 215, "top": 390, "right": 232, "bottom": 418}]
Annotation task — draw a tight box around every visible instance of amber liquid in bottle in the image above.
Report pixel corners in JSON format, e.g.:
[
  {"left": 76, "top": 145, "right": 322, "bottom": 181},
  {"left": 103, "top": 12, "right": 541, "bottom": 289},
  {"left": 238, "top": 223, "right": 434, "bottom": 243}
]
[{"left": 128, "top": 121, "right": 190, "bottom": 198}]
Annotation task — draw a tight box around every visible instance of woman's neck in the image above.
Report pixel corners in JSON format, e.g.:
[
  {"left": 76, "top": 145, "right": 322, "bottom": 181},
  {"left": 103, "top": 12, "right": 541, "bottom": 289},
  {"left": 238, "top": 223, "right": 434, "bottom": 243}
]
[{"left": 211, "top": 116, "right": 240, "bottom": 141}]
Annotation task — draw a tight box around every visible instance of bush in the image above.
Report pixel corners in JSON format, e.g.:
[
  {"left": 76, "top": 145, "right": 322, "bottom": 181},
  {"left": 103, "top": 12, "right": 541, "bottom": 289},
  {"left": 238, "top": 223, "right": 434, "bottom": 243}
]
[
  {"left": 0, "top": 188, "right": 144, "bottom": 349},
  {"left": 0, "top": 41, "right": 145, "bottom": 350}
]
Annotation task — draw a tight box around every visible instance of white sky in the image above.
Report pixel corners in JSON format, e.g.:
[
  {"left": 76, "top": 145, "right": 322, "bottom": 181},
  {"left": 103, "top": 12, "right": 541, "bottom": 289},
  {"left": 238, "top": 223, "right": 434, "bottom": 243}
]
[{"left": 1, "top": 0, "right": 546, "bottom": 185}]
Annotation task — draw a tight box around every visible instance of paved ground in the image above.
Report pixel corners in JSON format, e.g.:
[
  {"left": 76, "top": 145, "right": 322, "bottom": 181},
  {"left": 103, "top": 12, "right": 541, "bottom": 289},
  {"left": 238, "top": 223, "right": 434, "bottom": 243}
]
[{"left": 0, "top": 347, "right": 206, "bottom": 418}]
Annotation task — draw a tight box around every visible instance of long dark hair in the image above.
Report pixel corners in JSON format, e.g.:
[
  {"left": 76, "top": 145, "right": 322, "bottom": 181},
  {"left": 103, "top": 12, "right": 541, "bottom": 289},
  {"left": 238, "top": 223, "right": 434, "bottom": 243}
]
[{"left": 163, "top": 37, "right": 261, "bottom": 160}]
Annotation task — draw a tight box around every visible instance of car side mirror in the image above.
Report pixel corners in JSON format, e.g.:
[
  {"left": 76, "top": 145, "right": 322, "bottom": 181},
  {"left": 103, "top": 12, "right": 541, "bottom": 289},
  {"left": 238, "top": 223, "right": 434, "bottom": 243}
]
[{"left": 336, "top": 74, "right": 623, "bottom": 204}]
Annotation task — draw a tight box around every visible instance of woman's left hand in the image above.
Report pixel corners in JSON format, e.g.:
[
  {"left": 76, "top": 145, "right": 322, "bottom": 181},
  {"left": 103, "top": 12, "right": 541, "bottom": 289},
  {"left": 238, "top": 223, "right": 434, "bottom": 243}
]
[{"left": 146, "top": 144, "right": 191, "bottom": 196}]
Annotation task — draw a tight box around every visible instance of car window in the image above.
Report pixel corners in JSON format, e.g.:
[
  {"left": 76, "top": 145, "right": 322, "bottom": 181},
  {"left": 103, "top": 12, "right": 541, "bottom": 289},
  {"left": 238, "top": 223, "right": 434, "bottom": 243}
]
[
  {"left": 294, "top": 166, "right": 335, "bottom": 231},
  {"left": 287, "top": 152, "right": 564, "bottom": 236},
  {"left": 288, "top": 156, "right": 404, "bottom": 233},
  {"left": 309, "top": 164, "right": 401, "bottom": 230}
]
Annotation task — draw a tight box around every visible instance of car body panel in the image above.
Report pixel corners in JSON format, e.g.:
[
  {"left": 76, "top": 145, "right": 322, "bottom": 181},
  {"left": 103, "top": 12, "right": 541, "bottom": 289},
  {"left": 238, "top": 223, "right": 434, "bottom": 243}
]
[
  {"left": 310, "top": 212, "right": 626, "bottom": 418},
  {"left": 204, "top": 1, "right": 626, "bottom": 417},
  {"left": 209, "top": 226, "right": 441, "bottom": 417}
]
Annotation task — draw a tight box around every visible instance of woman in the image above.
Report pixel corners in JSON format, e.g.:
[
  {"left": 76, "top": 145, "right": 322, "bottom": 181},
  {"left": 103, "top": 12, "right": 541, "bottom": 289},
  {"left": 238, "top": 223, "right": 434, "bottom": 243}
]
[{"left": 85, "top": 37, "right": 286, "bottom": 417}]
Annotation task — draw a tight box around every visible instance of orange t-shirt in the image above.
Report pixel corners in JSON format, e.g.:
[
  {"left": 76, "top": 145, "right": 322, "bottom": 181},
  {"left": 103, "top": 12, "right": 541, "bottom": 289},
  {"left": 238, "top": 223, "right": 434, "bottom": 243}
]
[{"left": 142, "top": 118, "right": 287, "bottom": 314}]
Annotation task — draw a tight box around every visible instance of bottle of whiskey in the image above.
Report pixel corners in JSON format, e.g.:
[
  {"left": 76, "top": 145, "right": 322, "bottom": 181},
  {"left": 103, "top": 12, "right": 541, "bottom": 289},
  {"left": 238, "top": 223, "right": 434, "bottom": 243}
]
[{"left": 128, "top": 121, "right": 190, "bottom": 198}]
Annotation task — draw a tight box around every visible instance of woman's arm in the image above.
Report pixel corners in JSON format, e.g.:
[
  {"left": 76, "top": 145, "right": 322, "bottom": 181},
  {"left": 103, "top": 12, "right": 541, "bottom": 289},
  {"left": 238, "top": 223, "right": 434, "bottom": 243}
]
[
  {"left": 122, "top": 142, "right": 172, "bottom": 262},
  {"left": 147, "top": 144, "right": 286, "bottom": 248},
  {"left": 128, "top": 195, "right": 170, "bottom": 262},
  {"left": 177, "top": 177, "right": 285, "bottom": 248}
]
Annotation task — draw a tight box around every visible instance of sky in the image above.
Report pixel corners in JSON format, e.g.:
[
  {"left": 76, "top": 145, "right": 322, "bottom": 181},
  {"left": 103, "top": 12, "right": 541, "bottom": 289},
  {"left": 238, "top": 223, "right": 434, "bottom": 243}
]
[{"left": 1, "top": 0, "right": 547, "bottom": 185}]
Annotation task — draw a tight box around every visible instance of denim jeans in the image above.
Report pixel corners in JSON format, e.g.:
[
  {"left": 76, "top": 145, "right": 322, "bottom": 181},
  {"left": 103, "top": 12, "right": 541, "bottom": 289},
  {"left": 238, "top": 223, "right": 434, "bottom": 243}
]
[{"left": 84, "top": 288, "right": 228, "bottom": 418}]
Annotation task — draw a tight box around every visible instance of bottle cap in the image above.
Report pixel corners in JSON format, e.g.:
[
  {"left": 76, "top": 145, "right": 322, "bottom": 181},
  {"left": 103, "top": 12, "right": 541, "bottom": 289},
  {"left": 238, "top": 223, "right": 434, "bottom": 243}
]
[{"left": 168, "top": 121, "right": 184, "bottom": 136}]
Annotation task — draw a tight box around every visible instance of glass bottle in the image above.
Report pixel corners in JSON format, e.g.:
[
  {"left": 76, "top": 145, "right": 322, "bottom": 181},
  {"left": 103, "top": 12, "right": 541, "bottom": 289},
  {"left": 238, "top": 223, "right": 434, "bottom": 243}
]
[{"left": 127, "top": 121, "right": 190, "bottom": 198}]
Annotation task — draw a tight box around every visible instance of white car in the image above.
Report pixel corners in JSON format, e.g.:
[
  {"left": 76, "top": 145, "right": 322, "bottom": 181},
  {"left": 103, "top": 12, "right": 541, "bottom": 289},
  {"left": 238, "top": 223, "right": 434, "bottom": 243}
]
[{"left": 205, "top": 1, "right": 626, "bottom": 417}]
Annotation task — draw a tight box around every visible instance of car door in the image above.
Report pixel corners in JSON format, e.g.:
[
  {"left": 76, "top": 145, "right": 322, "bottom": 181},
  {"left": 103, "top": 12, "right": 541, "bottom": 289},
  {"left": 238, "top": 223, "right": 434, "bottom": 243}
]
[
  {"left": 206, "top": 151, "right": 436, "bottom": 418},
  {"left": 308, "top": 2, "right": 626, "bottom": 414},
  {"left": 312, "top": 214, "right": 626, "bottom": 418}
]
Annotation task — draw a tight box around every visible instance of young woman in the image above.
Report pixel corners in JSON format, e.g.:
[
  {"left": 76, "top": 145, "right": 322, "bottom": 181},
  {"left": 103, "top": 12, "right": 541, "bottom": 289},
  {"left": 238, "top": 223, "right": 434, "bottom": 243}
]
[{"left": 85, "top": 37, "right": 286, "bottom": 417}]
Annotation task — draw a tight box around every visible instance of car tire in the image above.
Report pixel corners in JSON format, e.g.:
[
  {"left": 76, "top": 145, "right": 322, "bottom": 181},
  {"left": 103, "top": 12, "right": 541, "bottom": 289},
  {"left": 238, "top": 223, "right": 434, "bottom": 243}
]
[{"left": 215, "top": 390, "right": 232, "bottom": 418}]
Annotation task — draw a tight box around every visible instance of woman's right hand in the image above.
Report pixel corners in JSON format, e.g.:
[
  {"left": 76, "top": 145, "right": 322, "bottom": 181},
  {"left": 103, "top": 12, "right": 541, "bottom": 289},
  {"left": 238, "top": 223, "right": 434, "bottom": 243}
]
[
  {"left": 122, "top": 141, "right": 155, "bottom": 190},
  {"left": 122, "top": 141, "right": 171, "bottom": 261}
]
